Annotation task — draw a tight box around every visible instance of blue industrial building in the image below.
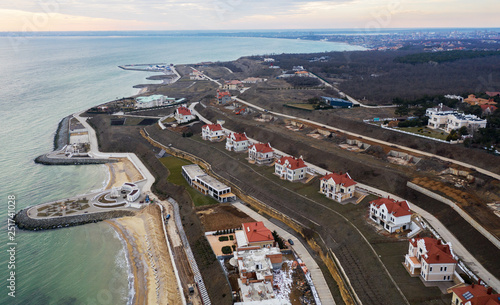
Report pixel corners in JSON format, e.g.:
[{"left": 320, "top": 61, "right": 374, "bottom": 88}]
[{"left": 321, "top": 96, "right": 353, "bottom": 108}]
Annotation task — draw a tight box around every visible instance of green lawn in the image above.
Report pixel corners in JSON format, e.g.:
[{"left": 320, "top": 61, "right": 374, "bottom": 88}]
[
  {"left": 284, "top": 103, "right": 316, "bottom": 111},
  {"left": 398, "top": 126, "right": 448, "bottom": 140},
  {"left": 159, "top": 156, "right": 218, "bottom": 206}
]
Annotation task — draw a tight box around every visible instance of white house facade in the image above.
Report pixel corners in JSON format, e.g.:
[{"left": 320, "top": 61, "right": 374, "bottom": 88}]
[
  {"left": 181, "top": 164, "right": 236, "bottom": 202},
  {"left": 319, "top": 172, "right": 357, "bottom": 203},
  {"left": 274, "top": 156, "right": 307, "bottom": 182},
  {"left": 225, "top": 132, "right": 249, "bottom": 152},
  {"left": 248, "top": 143, "right": 274, "bottom": 165},
  {"left": 174, "top": 106, "right": 196, "bottom": 124},
  {"left": 404, "top": 237, "right": 457, "bottom": 282},
  {"left": 369, "top": 197, "right": 413, "bottom": 233},
  {"left": 202, "top": 124, "right": 225, "bottom": 142}
]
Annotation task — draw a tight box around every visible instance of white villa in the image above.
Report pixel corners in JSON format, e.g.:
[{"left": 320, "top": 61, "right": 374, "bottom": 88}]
[
  {"left": 404, "top": 237, "right": 457, "bottom": 282},
  {"left": 202, "top": 124, "right": 225, "bottom": 142},
  {"left": 274, "top": 156, "right": 307, "bottom": 182},
  {"left": 181, "top": 164, "right": 236, "bottom": 202},
  {"left": 369, "top": 197, "right": 413, "bottom": 233},
  {"left": 135, "top": 95, "right": 175, "bottom": 109},
  {"left": 319, "top": 172, "right": 357, "bottom": 203},
  {"left": 174, "top": 106, "right": 196, "bottom": 124},
  {"left": 226, "top": 132, "right": 249, "bottom": 152},
  {"left": 248, "top": 143, "right": 274, "bottom": 165},
  {"left": 426, "top": 104, "right": 487, "bottom": 132}
]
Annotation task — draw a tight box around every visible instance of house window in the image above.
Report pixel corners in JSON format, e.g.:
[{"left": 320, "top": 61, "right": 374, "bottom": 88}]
[
  {"left": 444, "top": 267, "right": 447, "bottom": 272},
  {"left": 443, "top": 276, "right": 446, "bottom": 280}
]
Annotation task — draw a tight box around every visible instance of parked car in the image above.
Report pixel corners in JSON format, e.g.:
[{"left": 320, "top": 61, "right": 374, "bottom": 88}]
[{"left": 288, "top": 239, "right": 294, "bottom": 245}]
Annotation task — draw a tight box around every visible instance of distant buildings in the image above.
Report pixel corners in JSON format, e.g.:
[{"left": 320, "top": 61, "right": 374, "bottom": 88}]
[
  {"left": 319, "top": 172, "right": 357, "bottom": 203},
  {"left": 369, "top": 197, "right": 413, "bottom": 233},
  {"left": 216, "top": 89, "right": 232, "bottom": 104},
  {"left": 202, "top": 124, "right": 225, "bottom": 142},
  {"left": 481, "top": 104, "right": 498, "bottom": 115},
  {"left": 248, "top": 143, "right": 274, "bottom": 165},
  {"left": 451, "top": 283, "right": 500, "bottom": 305},
  {"left": 274, "top": 156, "right": 307, "bottom": 182},
  {"left": 223, "top": 80, "right": 244, "bottom": 91},
  {"left": 226, "top": 132, "right": 250, "bottom": 152},
  {"left": 189, "top": 69, "right": 205, "bottom": 80},
  {"left": 426, "top": 104, "right": 487, "bottom": 132},
  {"left": 263, "top": 58, "right": 275, "bottom": 62},
  {"left": 404, "top": 237, "right": 457, "bottom": 282},
  {"left": 135, "top": 95, "right": 176, "bottom": 108},
  {"left": 174, "top": 106, "right": 196, "bottom": 124},
  {"left": 241, "top": 77, "right": 266, "bottom": 84},
  {"left": 181, "top": 164, "right": 236, "bottom": 202},
  {"left": 464, "top": 94, "right": 497, "bottom": 106}
]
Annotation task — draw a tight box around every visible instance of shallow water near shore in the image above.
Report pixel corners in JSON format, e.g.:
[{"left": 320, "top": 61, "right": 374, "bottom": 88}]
[{"left": 0, "top": 34, "right": 364, "bottom": 304}]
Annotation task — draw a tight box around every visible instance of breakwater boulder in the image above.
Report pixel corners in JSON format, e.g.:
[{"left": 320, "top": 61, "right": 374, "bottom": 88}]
[{"left": 15, "top": 208, "right": 136, "bottom": 231}]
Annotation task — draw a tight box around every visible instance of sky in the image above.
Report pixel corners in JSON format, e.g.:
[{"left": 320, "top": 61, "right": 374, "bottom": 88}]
[{"left": 0, "top": 0, "right": 499, "bottom": 32}]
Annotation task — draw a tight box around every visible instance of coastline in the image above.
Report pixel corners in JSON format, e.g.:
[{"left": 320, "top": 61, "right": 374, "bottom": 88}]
[{"left": 106, "top": 205, "right": 184, "bottom": 305}]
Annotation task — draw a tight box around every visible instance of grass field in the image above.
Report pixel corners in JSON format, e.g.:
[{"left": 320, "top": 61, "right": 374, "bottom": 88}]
[
  {"left": 398, "top": 126, "right": 448, "bottom": 140},
  {"left": 159, "top": 156, "right": 218, "bottom": 206}
]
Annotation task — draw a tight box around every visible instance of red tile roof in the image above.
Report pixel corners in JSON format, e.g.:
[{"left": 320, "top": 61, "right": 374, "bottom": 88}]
[
  {"left": 216, "top": 90, "right": 231, "bottom": 98},
  {"left": 249, "top": 143, "right": 273, "bottom": 153},
  {"left": 480, "top": 105, "right": 498, "bottom": 111},
  {"left": 177, "top": 106, "right": 192, "bottom": 116},
  {"left": 411, "top": 237, "right": 456, "bottom": 264},
  {"left": 203, "top": 124, "right": 223, "bottom": 131},
  {"left": 370, "top": 197, "right": 412, "bottom": 217},
  {"left": 320, "top": 172, "right": 356, "bottom": 187},
  {"left": 231, "top": 132, "right": 248, "bottom": 142},
  {"left": 242, "top": 222, "right": 274, "bottom": 243},
  {"left": 276, "top": 156, "right": 307, "bottom": 170},
  {"left": 452, "top": 284, "right": 499, "bottom": 305},
  {"left": 486, "top": 91, "right": 500, "bottom": 97}
]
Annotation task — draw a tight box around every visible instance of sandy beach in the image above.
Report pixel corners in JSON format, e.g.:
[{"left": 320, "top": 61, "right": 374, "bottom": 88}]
[
  {"left": 105, "top": 158, "right": 145, "bottom": 190},
  {"left": 107, "top": 204, "right": 184, "bottom": 305}
]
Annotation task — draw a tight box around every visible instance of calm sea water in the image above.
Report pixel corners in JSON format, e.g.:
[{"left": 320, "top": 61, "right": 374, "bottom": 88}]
[{"left": 0, "top": 35, "right": 364, "bottom": 305}]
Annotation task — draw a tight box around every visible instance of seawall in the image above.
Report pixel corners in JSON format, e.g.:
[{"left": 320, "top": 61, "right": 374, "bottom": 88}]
[
  {"left": 54, "top": 115, "right": 71, "bottom": 151},
  {"left": 34, "top": 154, "right": 117, "bottom": 165},
  {"left": 15, "top": 208, "right": 136, "bottom": 231}
]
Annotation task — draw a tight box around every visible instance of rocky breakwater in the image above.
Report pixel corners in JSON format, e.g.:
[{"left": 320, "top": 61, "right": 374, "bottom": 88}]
[{"left": 15, "top": 208, "right": 136, "bottom": 231}]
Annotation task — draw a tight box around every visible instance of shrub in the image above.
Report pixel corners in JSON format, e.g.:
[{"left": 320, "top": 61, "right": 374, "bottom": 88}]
[
  {"left": 229, "top": 235, "right": 234, "bottom": 240},
  {"left": 218, "top": 236, "right": 229, "bottom": 242},
  {"left": 221, "top": 246, "right": 232, "bottom": 254}
]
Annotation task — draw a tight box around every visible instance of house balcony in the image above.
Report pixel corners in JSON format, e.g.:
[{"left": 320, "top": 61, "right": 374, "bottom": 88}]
[{"left": 404, "top": 254, "right": 421, "bottom": 277}]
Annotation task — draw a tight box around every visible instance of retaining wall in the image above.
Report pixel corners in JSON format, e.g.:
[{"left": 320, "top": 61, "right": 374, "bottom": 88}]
[
  {"left": 34, "top": 154, "right": 117, "bottom": 165},
  {"left": 407, "top": 182, "right": 500, "bottom": 249}
]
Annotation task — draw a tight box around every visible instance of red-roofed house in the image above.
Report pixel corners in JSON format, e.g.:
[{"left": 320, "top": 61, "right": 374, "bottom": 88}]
[
  {"left": 320, "top": 172, "right": 357, "bottom": 203},
  {"left": 404, "top": 237, "right": 457, "bottom": 282},
  {"left": 216, "top": 89, "right": 232, "bottom": 104},
  {"left": 248, "top": 142, "right": 274, "bottom": 165},
  {"left": 369, "top": 197, "right": 413, "bottom": 233},
  {"left": 486, "top": 91, "right": 500, "bottom": 97},
  {"left": 223, "top": 80, "right": 243, "bottom": 91},
  {"left": 174, "top": 106, "right": 196, "bottom": 124},
  {"left": 236, "top": 222, "right": 275, "bottom": 250},
  {"left": 481, "top": 104, "right": 498, "bottom": 116},
  {"left": 451, "top": 283, "right": 499, "bottom": 305},
  {"left": 202, "top": 124, "right": 224, "bottom": 142},
  {"left": 464, "top": 94, "right": 498, "bottom": 106},
  {"left": 274, "top": 156, "right": 307, "bottom": 182},
  {"left": 225, "top": 132, "right": 249, "bottom": 152}
]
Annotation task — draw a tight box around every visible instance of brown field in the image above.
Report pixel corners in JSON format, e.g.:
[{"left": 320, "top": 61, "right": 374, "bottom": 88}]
[{"left": 197, "top": 204, "right": 255, "bottom": 231}]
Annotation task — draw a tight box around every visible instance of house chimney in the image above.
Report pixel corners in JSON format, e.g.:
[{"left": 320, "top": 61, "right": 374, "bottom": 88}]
[
  {"left": 436, "top": 254, "right": 439, "bottom": 260},
  {"left": 487, "top": 287, "right": 493, "bottom": 295},
  {"left": 471, "top": 283, "right": 475, "bottom": 288}
]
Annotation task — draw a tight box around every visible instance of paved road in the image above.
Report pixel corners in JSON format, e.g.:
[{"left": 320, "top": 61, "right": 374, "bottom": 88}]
[
  {"left": 74, "top": 111, "right": 155, "bottom": 194},
  {"left": 232, "top": 201, "right": 335, "bottom": 305}
]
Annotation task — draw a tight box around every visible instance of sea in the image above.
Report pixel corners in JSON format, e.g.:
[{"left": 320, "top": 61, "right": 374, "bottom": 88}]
[{"left": 0, "top": 33, "right": 365, "bottom": 305}]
